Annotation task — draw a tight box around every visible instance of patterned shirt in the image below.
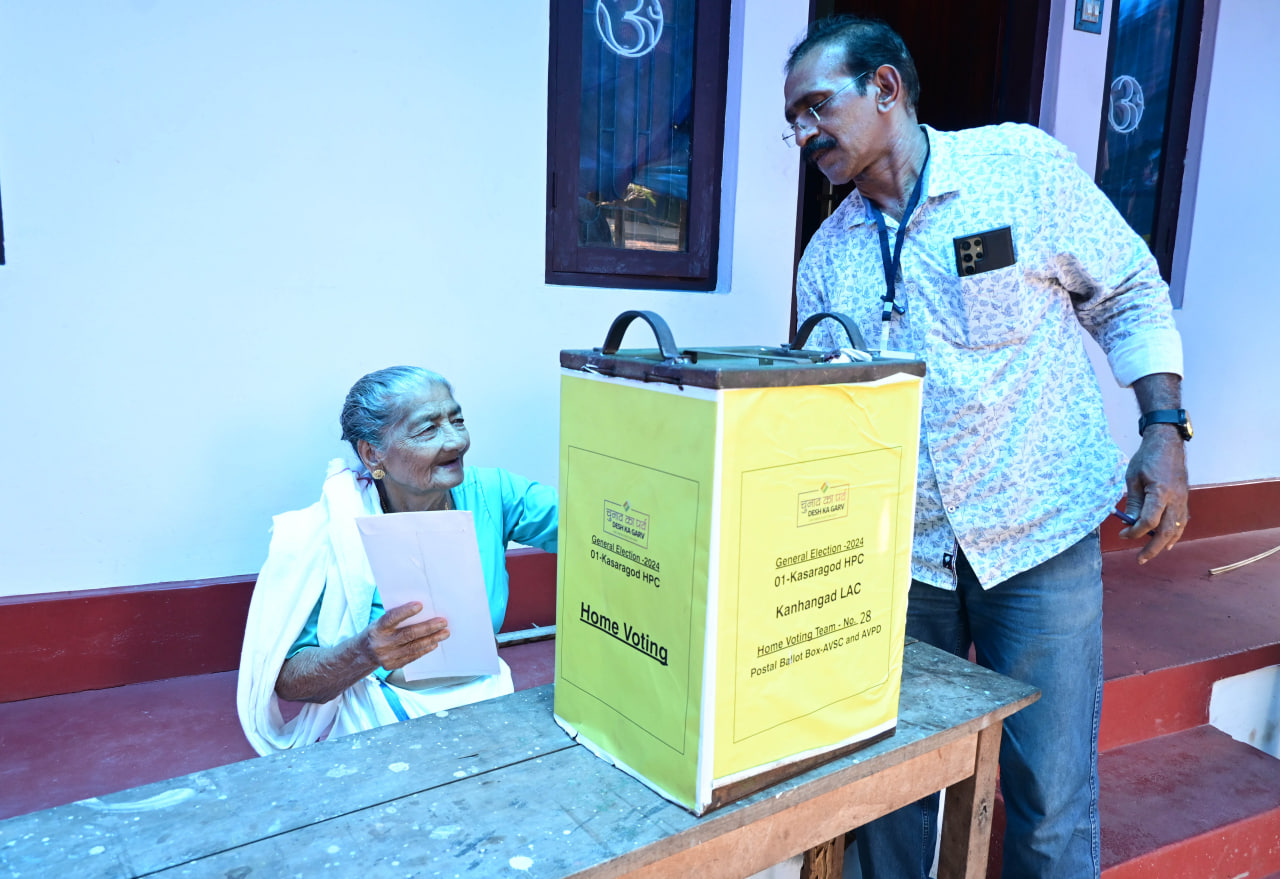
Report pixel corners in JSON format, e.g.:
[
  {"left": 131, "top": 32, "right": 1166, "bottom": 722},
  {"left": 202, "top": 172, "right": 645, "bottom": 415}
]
[{"left": 797, "top": 123, "right": 1183, "bottom": 590}]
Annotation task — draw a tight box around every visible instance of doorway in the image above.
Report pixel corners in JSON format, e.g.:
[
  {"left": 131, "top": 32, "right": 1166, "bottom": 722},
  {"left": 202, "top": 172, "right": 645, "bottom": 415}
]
[{"left": 790, "top": 0, "right": 1053, "bottom": 332}]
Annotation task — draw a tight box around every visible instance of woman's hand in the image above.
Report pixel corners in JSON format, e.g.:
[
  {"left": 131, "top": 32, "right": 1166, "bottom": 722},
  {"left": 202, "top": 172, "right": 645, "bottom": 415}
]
[
  {"left": 359, "top": 602, "right": 450, "bottom": 671},
  {"left": 275, "top": 603, "right": 450, "bottom": 704}
]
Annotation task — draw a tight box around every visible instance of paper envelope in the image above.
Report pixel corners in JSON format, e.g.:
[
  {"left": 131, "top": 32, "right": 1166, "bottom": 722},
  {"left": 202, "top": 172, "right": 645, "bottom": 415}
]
[{"left": 355, "top": 510, "right": 499, "bottom": 682}]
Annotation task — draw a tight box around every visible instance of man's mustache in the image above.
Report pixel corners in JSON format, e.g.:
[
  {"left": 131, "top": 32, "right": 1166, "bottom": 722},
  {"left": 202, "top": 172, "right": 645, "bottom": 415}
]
[{"left": 801, "top": 136, "right": 838, "bottom": 166}]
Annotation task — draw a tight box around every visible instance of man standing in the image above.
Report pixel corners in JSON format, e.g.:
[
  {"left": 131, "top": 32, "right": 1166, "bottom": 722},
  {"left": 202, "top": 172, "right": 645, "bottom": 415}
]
[{"left": 784, "top": 15, "right": 1189, "bottom": 879}]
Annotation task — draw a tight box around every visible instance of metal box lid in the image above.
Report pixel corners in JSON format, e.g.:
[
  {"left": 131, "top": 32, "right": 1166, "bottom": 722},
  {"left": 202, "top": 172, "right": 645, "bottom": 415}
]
[{"left": 560, "top": 310, "right": 926, "bottom": 390}]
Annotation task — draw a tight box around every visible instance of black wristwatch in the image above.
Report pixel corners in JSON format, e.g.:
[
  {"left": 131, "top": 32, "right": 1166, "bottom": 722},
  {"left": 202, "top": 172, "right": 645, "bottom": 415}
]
[{"left": 1138, "top": 408, "right": 1193, "bottom": 441}]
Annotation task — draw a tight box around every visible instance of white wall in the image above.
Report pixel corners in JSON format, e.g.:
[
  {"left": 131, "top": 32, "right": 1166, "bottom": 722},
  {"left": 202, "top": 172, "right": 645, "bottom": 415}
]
[
  {"left": 1041, "top": 0, "right": 1280, "bottom": 484},
  {"left": 1211, "top": 664, "right": 1280, "bottom": 759},
  {"left": 3, "top": 0, "right": 1276, "bottom": 598},
  {"left": 0, "top": 1, "right": 810, "bottom": 596}
]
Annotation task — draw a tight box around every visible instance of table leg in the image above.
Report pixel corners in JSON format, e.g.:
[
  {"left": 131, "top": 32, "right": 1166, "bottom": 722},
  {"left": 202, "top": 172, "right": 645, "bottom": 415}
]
[
  {"left": 938, "top": 722, "right": 1004, "bottom": 879},
  {"left": 800, "top": 834, "right": 844, "bottom": 879}
]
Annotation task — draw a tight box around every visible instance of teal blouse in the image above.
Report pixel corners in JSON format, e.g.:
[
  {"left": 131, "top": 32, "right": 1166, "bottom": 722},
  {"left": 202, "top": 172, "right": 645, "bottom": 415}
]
[{"left": 286, "top": 467, "right": 558, "bottom": 672}]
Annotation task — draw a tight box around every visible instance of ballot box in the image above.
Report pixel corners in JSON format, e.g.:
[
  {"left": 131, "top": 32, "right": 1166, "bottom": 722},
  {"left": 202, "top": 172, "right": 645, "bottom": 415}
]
[{"left": 553, "top": 310, "right": 926, "bottom": 815}]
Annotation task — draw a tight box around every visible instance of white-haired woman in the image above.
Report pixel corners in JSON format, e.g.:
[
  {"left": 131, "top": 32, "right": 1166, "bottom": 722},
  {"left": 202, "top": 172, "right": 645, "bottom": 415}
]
[{"left": 238, "top": 366, "right": 558, "bottom": 754}]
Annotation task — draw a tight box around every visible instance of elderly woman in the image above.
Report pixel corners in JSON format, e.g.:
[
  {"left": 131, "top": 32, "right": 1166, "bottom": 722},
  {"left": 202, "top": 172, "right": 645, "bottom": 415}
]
[{"left": 238, "top": 366, "right": 558, "bottom": 755}]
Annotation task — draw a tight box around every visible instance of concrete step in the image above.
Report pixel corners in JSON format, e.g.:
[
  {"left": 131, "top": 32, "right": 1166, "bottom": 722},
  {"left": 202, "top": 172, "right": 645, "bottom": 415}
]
[
  {"left": 1099, "top": 527, "right": 1280, "bottom": 751},
  {"left": 983, "top": 528, "right": 1280, "bottom": 879},
  {"left": 989, "top": 723, "right": 1280, "bottom": 879},
  {"left": 1099, "top": 725, "right": 1280, "bottom": 879}
]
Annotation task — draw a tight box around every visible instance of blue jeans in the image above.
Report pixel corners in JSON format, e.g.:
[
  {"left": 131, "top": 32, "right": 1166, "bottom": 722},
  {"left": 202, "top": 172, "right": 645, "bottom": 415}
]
[{"left": 855, "top": 533, "right": 1103, "bottom": 879}]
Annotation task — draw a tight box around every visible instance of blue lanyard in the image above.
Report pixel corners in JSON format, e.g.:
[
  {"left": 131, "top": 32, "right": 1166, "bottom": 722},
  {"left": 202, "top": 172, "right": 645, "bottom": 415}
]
[{"left": 866, "top": 139, "right": 931, "bottom": 331}]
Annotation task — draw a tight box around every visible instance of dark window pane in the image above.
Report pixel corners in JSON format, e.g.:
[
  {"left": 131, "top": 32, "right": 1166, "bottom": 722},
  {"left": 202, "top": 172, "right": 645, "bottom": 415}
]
[
  {"left": 1097, "top": 0, "right": 1180, "bottom": 243},
  {"left": 577, "top": 0, "right": 694, "bottom": 253}
]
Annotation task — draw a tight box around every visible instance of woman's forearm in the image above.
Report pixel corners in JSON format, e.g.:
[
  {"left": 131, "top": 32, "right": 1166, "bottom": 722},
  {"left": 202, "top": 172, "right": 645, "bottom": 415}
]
[
  {"left": 273, "top": 604, "right": 451, "bottom": 704},
  {"left": 274, "top": 637, "right": 378, "bottom": 704}
]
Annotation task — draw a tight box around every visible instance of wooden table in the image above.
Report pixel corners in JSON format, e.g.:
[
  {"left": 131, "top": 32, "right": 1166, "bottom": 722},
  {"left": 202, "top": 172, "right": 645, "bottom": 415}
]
[{"left": 0, "top": 641, "right": 1036, "bottom": 879}]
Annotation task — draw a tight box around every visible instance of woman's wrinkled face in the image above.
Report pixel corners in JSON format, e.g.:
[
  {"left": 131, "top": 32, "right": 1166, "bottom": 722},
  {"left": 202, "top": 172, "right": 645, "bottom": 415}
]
[{"left": 370, "top": 383, "right": 471, "bottom": 510}]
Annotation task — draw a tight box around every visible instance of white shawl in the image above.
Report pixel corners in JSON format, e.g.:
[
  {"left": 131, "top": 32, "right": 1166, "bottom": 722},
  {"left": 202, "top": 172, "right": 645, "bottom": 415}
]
[{"left": 237, "top": 459, "right": 512, "bottom": 755}]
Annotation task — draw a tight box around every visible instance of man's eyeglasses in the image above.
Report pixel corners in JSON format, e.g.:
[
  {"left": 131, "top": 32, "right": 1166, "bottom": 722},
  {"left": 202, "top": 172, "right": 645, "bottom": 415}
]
[{"left": 782, "top": 71, "right": 872, "bottom": 147}]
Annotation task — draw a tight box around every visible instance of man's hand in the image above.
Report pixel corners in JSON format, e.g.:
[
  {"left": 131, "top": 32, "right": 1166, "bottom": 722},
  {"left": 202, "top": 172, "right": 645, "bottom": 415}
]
[
  {"left": 360, "top": 602, "right": 450, "bottom": 671},
  {"left": 1120, "top": 427, "right": 1189, "bottom": 564}
]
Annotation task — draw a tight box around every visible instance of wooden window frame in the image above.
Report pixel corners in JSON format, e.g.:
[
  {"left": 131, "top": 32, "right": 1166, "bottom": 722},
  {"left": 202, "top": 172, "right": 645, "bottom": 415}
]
[{"left": 545, "top": 0, "right": 732, "bottom": 291}]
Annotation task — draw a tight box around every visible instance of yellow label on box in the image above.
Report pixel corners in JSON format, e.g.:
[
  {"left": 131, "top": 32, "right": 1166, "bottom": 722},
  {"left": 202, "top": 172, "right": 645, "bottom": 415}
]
[
  {"left": 713, "top": 381, "right": 918, "bottom": 779},
  {"left": 561, "top": 448, "right": 697, "bottom": 752},
  {"left": 555, "top": 374, "right": 716, "bottom": 809},
  {"left": 731, "top": 448, "right": 900, "bottom": 743}
]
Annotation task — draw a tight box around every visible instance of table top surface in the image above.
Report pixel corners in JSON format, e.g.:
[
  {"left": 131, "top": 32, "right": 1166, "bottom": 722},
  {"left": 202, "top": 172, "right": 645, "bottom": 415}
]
[{"left": 0, "top": 641, "right": 1036, "bottom": 879}]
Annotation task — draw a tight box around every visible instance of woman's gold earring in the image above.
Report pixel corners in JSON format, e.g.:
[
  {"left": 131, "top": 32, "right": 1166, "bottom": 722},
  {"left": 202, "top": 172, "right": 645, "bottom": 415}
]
[{"left": 372, "top": 468, "right": 386, "bottom": 480}]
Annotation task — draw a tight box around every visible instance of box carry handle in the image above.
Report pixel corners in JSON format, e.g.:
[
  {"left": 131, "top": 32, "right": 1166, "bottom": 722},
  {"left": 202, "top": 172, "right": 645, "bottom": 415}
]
[
  {"left": 599, "top": 310, "right": 683, "bottom": 362},
  {"left": 789, "top": 311, "right": 869, "bottom": 353}
]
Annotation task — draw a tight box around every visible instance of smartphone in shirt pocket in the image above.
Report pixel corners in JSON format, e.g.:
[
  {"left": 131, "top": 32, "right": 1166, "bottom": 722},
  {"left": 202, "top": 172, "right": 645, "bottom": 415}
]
[
  {"left": 954, "top": 226, "right": 1016, "bottom": 277},
  {"left": 952, "top": 225, "right": 1037, "bottom": 348}
]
